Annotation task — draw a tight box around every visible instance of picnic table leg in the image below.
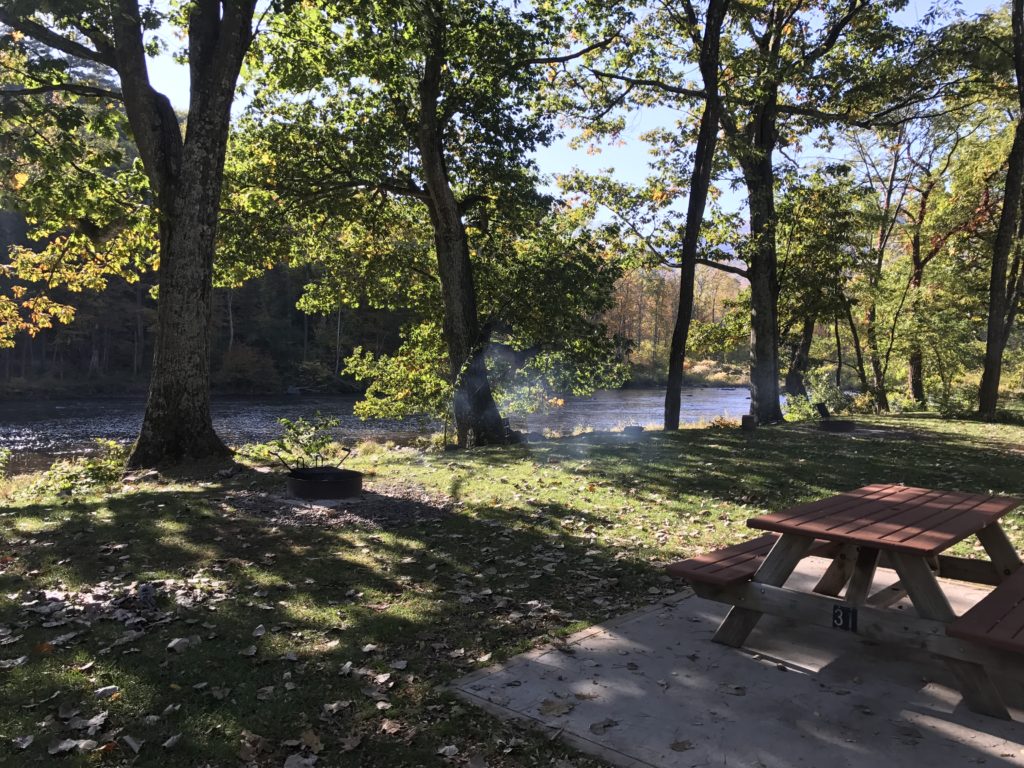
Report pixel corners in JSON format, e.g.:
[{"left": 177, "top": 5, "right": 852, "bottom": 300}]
[
  {"left": 844, "top": 547, "right": 880, "bottom": 606},
  {"left": 888, "top": 552, "right": 1010, "bottom": 720},
  {"left": 813, "top": 544, "right": 857, "bottom": 597},
  {"left": 713, "top": 533, "right": 814, "bottom": 648},
  {"left": 976, "top": 524, "right": 1023, "bottom": 581}
]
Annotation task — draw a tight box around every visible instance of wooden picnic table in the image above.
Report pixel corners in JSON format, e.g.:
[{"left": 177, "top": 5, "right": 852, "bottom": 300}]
[{"left": 677, "top": 483, "right": 1024, "bottom": 719}]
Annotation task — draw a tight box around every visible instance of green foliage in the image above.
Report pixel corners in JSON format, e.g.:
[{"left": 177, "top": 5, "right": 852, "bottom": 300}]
[
  {"left": 269, "top": 413, "right": 343, "bottom": 470},
  {"left": 783, "top": 394, "right": 820, "bottom": 422},
  {"left": 30, "top": 439, "right": 126, "bottom": 496},
  {"left": 0, "top": 447, "right": 11, "bottom": 475},
  {"left": 346, "top": 323, "right": 452, "bottom": 422},
  {"left": 805, "top": 366, "right": 851, "bottom": 414},
  {"left": 0, "top": 36, "right": 156, "bottom": 348}
]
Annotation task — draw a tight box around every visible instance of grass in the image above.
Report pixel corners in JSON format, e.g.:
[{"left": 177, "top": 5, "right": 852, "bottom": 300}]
[{"left": 1, "top": 413, "right": 1023, "bottom": 766}]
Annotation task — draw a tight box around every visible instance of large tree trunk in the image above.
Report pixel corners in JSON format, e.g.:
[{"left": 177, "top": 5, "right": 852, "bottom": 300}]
[
  {"left": 417, "top": 35, "right": 505, "bottom": 447},
  {"left": 664, "top": 0, "right": 730, "bottom": 431},
  {"left": 980, "top": 117, "right": 1024, "bottom": 418},
  {"left": 844, "top": 299, "right": 870, "bottom": 392},
  {"left": 741, "top": 129, "right": 784, "bottom": 424},
  {"left": 124, "top": 0, "right": 254, "bottom": 466},
  {"left": 784, "top": 315, "right": 815, "bottom": 397}
]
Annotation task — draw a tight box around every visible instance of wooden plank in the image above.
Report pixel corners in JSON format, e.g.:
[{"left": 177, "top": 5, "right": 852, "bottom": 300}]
[
  {"left": 756, "top": 484, "right": 902, "bottom": 526},
  {"left": 948, "top": 567, "right": 1024, "bottom": 654},
  {"left": 753, "top": 485, "right": 922, "bottom": 535},
  {"left": 712, "top": 533, "right": 813, "bottom": 648},
  {"left": 866, "top": 581, "right": 907, "bottom": 608},
  {"left": 847, "top": 492, "right": 988, "bottom": 547},
  {"left": 693, "top": 581, "right": 1024, "bottom": 677},
  {"left": 898, "top": 497, "right": 1022, "bottom": 556},
  {"left": 749, "top": 487, "right": 1022, "bottom": 557},
  {"left": 844, "top": 547, "right": 879, "bottom": 605},
  {"left": 936, "top": 555, "right": 1002, "bottom": 587},
  {"left": 889, "top": 551, "right": 1011, "bottom": 720},
  {"left": 976, "top": 523, "right": 1024, "bottom": 580},
  {"left": 813, "top": 545, "right": 857, "bottom": 597}
]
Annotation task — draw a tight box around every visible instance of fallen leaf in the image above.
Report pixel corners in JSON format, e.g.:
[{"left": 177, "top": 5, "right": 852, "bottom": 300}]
[
  {"left": 94, "top": 685, "right": 119, "bottom": 699},
  {"left": 589, "top": 718, "right": 618, "bottom": 735},
  {"left": 162, "top": 733, "right": 182, "bottom": 749},
  {"left": 437, "top": 744, "right": 459, "bottom": 757},
  {"left": 167, "top": 638, "right": 190, "bottom": 653},
  {"left": 12, "top": 735, "right": 33, "bottom": 750},
  {"left": 339, "top": 734, "right": 362, "bottom": 752},
  {"left": 300, "top": 729, "right": 322, "bottom": 754},
  {"left": 670, "top": 740, "right": 694, "bottom": 752},
  {"left": 389, "top": 659, "right": 408, "bottom": 670},
  {"left": 123, "top": 735, "right": 144, "bottom": 754},
  {"left": 0, "top": 656, "right": 27, "bottom": 669},
  {"left": 361, "top": 644, "right": 378, "bottom": 653},
  {"left": 239, "top": 645, "right": 257, "bottom": 657},
  {"left": 253, "top": 624, "right": 266, "bottom": 638},
  {"left": 380, "top": 718, "right": 402, "bottom": 735},
  {"left": 538, "top": 698, "right": 574, "bottom": 717},
  {"left": 283, "top": 755, "right": 318, "bottom": 768}
]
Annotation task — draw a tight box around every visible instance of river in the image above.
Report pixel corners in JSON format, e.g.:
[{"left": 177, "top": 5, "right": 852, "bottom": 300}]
[{"left": 0, "top": 387, "right": 751, "bottom": 463}]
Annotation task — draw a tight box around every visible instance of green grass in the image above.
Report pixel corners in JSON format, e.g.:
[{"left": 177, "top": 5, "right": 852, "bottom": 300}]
[{"left": 1, "top": 413, "right": 1022, "bottom": 766}]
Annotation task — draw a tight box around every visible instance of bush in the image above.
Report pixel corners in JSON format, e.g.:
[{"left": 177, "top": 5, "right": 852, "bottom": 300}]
[
  {"left": 888, "top": 392, "right": 926, "bottom": 414},
  {"left": 931, "top": 383, "right": 976, "bottom": 419},
  {"left": 804, "top": 366, "right": 850, "bottom": 413},
  {"left": 847, "top": 392, "right": 877, "bottom": 414},
  {"left": 783, "top": 394, "right": 819, "bottom": 422},
  {"left": 0, "top": 448, "right": 10, "bottom": 475},
  {"left": 32, "top": 439, "right": 127, "bottom": 496}
]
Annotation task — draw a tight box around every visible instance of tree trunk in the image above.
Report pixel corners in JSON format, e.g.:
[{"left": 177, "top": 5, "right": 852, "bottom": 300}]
[
  {"left": 742, "top": 136, "right": 784, "bottom": 424},
  {"left": 844, "top": 300, "right": 869, "bottom": 392},
  {"left": 784, "top": 315, "right": 815, "bottom": 397},
  {"left": 129, "top": 139, "right": 229, "bottom": 466},
  {"left": 833, "top": 317, "right": 843, "bottom": 388},
  {"left": 125, "top": 0, "right": 255, "bottom": 466},
  {"left": 663, "top": 0, "right": 730, "bottom": 430},
  {"left": 980, "top": 113, "right": 1024, "bottom": 417},
  {"left": 417, "top": 35, "right": 505, "bottom": 447},
  {"left": 906, "top": 263, "right": 926, "bottom": 404},
  {"left": 865, "top": 301, "right": 889, "bottom": 412}
]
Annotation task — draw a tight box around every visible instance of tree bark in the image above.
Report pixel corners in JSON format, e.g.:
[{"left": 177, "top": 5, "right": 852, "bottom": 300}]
[
  {"left": 664, "top": 0, "right": 730, "bottom": 430},
  {"left": 124, "top": 0, "right": 256, "bottom": 466},
  {"left": 784, "top": 315, "right": 815, "bottom": 397},
  {"left": 980, "top": 14, "right": 1024, "bottom": 421},
  {"left": 844, "top": 299, "right": 870, "bottom": 392},
  {"left": 417, "top": 23, "right": 505, "bottom": 447},
  {"left": 906, "top": 263, "right": 926, "bottom": 404},
  {"left": 741, "top": 120, "right": 785, "bottom": 424}
]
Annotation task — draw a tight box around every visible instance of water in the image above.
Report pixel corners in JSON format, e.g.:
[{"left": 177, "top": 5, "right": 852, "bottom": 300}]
[{"left": 0, "top": 387, "right": 750, "bottom": 461}]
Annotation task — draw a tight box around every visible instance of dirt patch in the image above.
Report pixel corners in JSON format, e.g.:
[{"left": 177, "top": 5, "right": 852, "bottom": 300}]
[{"left": 221, "top": 480, "right": 452, "bottom": 530}]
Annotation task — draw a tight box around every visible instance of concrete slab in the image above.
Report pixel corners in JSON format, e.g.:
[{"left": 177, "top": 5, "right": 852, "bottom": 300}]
[{"left": 454, "top": 558, "right": 1024, "bottom": 768}]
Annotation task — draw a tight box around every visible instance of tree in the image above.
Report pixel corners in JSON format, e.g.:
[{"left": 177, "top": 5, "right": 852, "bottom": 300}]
[
  {"left": 0, "top": 0, "right": 258, "bottom": 466},
  {"left": 238, "top": 0, "right": 585, "bottom": 446},
  {"left": 978, "top": 0, "right": 1024, "bottom": 418}
]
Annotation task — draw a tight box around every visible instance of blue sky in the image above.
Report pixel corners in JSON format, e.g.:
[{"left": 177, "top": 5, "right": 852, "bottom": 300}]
[{"left": 147, "top": 0, "right": 1003, "bottom": 207}]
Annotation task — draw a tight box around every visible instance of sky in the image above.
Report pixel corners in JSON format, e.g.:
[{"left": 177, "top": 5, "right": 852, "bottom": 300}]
[{"left": 145, "top": 0, "right": 1003, "bottom": 208}]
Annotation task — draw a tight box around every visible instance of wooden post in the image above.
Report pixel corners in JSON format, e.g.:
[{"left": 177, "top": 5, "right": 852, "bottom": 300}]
[
  {"left": 713, "top": 533, "right": 813, "bottom": 647},
  {"left": 889, "top": 552, "right": 1010, "bottom": 719}
]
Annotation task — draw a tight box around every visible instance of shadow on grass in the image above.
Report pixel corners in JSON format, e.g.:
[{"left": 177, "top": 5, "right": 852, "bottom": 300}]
[{"left": 2, "top": 415, "right": 1022, "bottom": 766}]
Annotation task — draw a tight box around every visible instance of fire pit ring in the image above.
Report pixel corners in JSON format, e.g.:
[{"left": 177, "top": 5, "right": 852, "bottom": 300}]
[{"left": 286, "top": 467, "right": 363, "bottom": 500}]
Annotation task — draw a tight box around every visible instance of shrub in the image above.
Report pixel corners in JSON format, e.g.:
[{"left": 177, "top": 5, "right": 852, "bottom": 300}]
[
  {"left": 32, "top": 439, "right": 127, "bottom": 496},
  {"left": 804, "top": 366, "right": 850, "bottom": 413},
  {"left": 783, "top": 395, "right": 820, "bottom": 422}
]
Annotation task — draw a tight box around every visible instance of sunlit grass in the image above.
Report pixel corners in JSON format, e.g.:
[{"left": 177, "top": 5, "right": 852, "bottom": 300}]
[{"left": 0, "top": 413, "right": 1022, "bottom": 766}]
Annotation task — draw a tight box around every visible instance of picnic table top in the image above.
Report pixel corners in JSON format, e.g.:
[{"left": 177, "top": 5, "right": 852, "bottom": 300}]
[{"left": 748, "top": 483, "right": 1022, "bottom": 556}]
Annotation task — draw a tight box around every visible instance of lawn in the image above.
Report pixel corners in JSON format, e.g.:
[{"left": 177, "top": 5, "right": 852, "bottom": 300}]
[{"left": 1, "top": 414, "right": 1022, "bottom": 766}]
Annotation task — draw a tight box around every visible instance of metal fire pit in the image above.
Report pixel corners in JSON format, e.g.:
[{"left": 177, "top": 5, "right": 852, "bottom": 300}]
[{"left": 286, "top": 467, "right": 363, "bottom": 500}]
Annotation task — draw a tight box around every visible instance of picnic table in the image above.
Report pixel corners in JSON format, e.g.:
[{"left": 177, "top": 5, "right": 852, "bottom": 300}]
[{"left": 667, "top": 483, "right": 1024, "bottom": 719}]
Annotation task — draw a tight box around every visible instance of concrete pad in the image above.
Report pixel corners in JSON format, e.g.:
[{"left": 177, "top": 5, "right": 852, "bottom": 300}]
[{"left": 454, "top": 558, "right": 1024, "bottom": 768}]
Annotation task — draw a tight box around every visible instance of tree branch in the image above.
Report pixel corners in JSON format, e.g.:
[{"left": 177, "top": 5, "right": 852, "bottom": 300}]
[
  {"left": 696, "top": 258, "right": 749, "bottom": 277},
  {"left": 585, "top": 67, "right": 704, "bottom": 99},
  {"left": 0, "top": 11, "right": 117, "bottom": 68},
  {"left": 523, "top": 36, "right": 618, "bottom": 66},
  {"left": 0, "top": 83, "right": 122, "bottom": 100}
]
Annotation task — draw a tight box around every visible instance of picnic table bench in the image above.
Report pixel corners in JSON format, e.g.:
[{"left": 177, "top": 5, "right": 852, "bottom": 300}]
[{"left": 667, "top": 483, "right": 1024, "bottom": 719}]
